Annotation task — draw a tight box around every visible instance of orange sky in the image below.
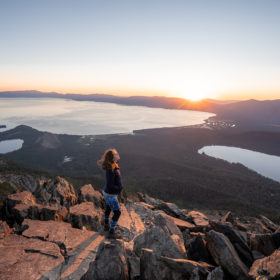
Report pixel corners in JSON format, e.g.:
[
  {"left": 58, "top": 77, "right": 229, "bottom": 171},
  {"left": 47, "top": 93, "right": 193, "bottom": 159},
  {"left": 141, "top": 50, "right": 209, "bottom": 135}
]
[
  {"left": 1, "top": 81, "right": 279, "bottom": 101},
  {"left": 1, "top": 1, "right": 280, "bottom": 101}
]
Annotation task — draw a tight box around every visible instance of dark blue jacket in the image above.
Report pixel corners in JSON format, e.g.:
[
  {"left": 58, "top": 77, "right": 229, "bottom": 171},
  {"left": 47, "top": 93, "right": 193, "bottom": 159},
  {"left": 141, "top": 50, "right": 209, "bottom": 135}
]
[{"left": 104, "top": 164, "right": 123, "bottom": 195}]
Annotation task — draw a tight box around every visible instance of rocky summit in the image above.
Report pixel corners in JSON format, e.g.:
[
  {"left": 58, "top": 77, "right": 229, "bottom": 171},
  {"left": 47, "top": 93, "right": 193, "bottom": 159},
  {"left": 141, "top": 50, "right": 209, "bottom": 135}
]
[{"left": 0, "top": 176, "right": 280, "bottom": 280}]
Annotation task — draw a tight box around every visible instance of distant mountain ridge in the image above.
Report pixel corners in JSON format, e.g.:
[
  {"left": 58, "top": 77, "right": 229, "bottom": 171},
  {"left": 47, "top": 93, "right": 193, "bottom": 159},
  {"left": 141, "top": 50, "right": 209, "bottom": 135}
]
[
  {"left": 215, "top": 99, "right": 280, "bottom": 124},
  {"left": 0, "top": 90, "right": 226, "bottom": 111},
  {"left": 1, "top": 90, "right": 280, "bottom": 129}
]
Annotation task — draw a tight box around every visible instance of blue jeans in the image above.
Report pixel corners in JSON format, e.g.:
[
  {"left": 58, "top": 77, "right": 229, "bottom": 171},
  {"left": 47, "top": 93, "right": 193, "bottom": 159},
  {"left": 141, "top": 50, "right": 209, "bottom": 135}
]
[{"left": 103, "top": 191, "right": 121, "bottom": 231}]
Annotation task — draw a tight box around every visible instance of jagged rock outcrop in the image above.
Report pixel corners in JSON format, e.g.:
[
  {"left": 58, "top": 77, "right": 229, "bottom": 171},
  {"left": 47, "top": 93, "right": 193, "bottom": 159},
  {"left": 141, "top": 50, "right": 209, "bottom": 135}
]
[
  {"left": 249, "top": 232, "right": 280, "bottom": 256},
  {"left": 1, "top": 219, "right": 105, "bottom": 280},
  {"left": 0, "top": 220, "right": 13, "bottom": 238},
  {"left": 0, "top": 173, "right": 78, "bottom": 208},
  {"left": 22, "top": 219, "right": 97, "bottom": 255},
  {"left": 127, "top": 254, "right": 140, "bottom": 280},
  {"left": 246, "top": 218, "right": 273, "bottom": 234},
  {"left": 134, "top": 212, "right": 186, "bottom": 258},
  {"left": 118, "top": 203, "right": 145, "bottom": 241},
  {"left": 206, "top": 266, "right": 224, "bottom": 280},
  {"left": 221, "top": 211, "right": 235, "bottom": 224},
  {"left": 186, "top": 234, "right": 212, "bottom": 263},
  {"left": 206, "top": 230, "right": 249, "bottom": 280},
  {"left": 259, "top": 215, "right": 279, "bottom": 232},
  {"left": 187, "top": 210, "right": 209, "bottom": 229},
  {"left": 168, "top": 215, "right": 196, "bottom": 231},
  {"left": 37, "top": 203, "right": 68, "bottom": 221},
  {"left": 249, "top": 249, "right": 280, "bottom": 279},
  {"left": 6, "top": 190, "right": 36, "bottom": 209},
  {"left": 1, "top": 175, "right": 280, "bottom": 280},
  {"left": 220, "top": 211, "right": 279, "bottom": 235},
  {"left": 79, "top": 184, "right": 104, "bottom": 208},
  {"left": 5, "top": 190, "right": 68, "bottom": 224},
  {"left": 123, "top": 241, "right": 140, "bottom": 280},
  {"left": 140, "top": 248, "right": 212, "bottom": 280},
  {"left": 69, "top": 201, "right": 103, "bottom": 231},
  {"left": 83, "top": 239, "right": 129, "bottom": 280},
  {"left": 131, "top": 201, "right": 157, "bottom": 226},
  {"left": 0, "top": 234, "right": 65, "bottom": 280},
  {"left": 38, "top": 176, "right": 77, "bottom": 207},
  {"left": 137, "top": 192, "right": 162, "bottom": 207},
  {"left": 0, "top": 173, "right": 47, "bottom": 193},
  {"left": 157, "top": 201, "right": 193, "bottom": 223},
  {"left": 5, "top": 191, "right": 37, "bottom": 223},
  {"left": 210, "top": 221, "right": 254, "bottom": 267}
]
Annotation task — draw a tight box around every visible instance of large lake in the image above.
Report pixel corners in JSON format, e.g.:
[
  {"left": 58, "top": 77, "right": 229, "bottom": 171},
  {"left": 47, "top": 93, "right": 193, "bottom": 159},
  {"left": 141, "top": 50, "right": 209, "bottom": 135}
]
[
  {"left": 0, "top": 98, "right": 214, "bottom": 135},
  {"left": 198, "top": 145, "right": 280, "bottom": 182}
]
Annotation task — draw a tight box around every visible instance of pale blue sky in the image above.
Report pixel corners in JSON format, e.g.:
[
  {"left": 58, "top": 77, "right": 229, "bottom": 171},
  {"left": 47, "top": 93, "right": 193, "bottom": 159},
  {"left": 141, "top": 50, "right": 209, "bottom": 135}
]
[{"left": 0, "top": 0, "right": 280, "bottom": 100}]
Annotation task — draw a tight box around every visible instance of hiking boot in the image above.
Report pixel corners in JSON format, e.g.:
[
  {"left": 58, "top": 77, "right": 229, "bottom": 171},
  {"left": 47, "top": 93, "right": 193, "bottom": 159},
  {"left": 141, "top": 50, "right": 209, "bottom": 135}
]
[
  {"left": 107, "top": 228, "right": 122, "bottom": 239},
  {"left": 104, "top": 223, "right": 110, "bottom": 232}
]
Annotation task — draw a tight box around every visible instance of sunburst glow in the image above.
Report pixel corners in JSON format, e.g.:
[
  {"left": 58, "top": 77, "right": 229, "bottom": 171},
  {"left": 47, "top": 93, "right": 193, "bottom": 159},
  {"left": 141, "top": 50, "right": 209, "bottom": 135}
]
[{"left": 0, "top": 1, "right": 280, "bottom": 100}]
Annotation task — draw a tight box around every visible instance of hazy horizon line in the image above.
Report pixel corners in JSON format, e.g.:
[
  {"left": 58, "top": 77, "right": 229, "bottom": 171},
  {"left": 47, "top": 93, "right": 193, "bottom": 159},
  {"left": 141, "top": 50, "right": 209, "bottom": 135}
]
[{"left": 1, "top": 88, "right": 280, "bottom": 102}]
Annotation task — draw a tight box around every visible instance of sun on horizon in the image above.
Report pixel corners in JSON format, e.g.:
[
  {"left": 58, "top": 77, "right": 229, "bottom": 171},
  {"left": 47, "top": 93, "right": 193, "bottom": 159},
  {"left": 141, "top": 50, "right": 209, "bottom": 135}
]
[{"left": 0, "top": 1, "right": 280, "bottom": 101}]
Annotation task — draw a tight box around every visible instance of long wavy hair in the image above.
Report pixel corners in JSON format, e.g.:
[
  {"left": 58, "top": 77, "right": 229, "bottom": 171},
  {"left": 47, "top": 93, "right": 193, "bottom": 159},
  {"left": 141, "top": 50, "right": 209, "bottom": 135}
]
[{"left": 97, "top": 148, "right": 120, "bottom": 170}]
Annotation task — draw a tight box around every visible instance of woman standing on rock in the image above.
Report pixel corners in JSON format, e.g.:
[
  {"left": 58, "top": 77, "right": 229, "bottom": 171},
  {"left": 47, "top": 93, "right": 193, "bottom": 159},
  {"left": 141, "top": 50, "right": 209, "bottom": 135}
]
[{"left": 98, "top": 148, "right": 123, "bottom": 238}]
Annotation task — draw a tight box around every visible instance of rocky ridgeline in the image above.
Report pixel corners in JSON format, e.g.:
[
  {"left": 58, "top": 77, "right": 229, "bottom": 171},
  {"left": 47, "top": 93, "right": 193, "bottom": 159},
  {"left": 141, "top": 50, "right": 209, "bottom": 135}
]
[{"left": 0, "top": 177, "right": 280, "bottom": 280}]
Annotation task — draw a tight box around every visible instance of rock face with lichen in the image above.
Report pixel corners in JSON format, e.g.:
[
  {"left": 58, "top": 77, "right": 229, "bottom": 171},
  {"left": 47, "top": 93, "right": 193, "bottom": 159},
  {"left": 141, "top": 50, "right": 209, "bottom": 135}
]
[
  {"left": 1, "top": 176, "right": 280, "bottom": 280},
  {"left": 249, "top": 249, "right": 280, "bottom": 279},
  {"left": 206, "top": 230, "right": 249, "bottom": 280},
  {"left": 69, "top": 201, "right": 103, "bottom": 231},
  {"left": 83, "top": 239, "right": 129, "bottom": 280},
  {"left": 79, "top": 184, "right": 104, "bottom": 208},
  {"left": 38, "top": 176, "right": 78, "bottom": 207}
]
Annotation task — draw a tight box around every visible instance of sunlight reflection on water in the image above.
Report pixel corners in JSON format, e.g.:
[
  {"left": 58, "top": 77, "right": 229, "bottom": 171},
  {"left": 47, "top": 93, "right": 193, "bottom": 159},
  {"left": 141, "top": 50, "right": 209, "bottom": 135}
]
[{"left": 0, "top": 98, "right": 214, "bottom": 135}]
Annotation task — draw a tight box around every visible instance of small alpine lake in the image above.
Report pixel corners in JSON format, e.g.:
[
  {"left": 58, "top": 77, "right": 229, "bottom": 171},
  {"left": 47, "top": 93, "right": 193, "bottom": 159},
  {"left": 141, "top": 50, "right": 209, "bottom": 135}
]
[
  {"left": 198, "top": 145, "right": 280, "bottom": 183},
  {"left": 0, "top": 139, "right": 24, "bottom": 154}
]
